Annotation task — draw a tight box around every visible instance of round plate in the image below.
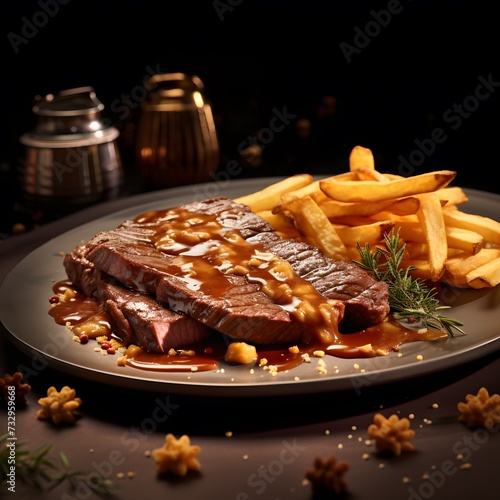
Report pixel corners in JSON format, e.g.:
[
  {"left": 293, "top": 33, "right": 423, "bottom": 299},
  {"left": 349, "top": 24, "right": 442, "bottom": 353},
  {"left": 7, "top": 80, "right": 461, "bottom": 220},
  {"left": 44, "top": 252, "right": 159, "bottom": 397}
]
[{"left": 1, "top": 179, "right": 499, "bottom": 396}]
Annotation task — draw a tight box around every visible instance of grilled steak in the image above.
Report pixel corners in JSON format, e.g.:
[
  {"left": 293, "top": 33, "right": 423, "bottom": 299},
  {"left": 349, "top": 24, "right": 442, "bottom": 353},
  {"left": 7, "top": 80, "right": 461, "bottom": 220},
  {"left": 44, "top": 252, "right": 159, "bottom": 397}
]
[
  {"left": 63, "top": 196, "right": 389, "bottom": 348},
  {"left": 98, "top": 280, "right": 210, "bottom": 352}
]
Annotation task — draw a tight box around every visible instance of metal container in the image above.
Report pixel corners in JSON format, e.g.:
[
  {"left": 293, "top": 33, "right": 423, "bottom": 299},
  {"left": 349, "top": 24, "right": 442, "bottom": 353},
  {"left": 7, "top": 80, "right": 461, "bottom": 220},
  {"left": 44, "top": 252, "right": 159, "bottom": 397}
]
[
  {"left": 135, "top": 73, "right": 219, "bottom": 188},
  {"left": 19, "top": 86, "right": 123, "bottom": 211}
]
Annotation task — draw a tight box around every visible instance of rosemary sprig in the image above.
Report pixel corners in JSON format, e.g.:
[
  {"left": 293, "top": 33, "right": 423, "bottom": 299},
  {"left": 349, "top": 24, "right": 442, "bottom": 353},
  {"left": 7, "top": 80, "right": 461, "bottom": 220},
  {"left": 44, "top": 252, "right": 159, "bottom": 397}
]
[
  {"left": 0, "top": 433, "right": 117, "bottom": 497},
  {"left": 353, "top": 229, "right": 466, "bottom": 337}
]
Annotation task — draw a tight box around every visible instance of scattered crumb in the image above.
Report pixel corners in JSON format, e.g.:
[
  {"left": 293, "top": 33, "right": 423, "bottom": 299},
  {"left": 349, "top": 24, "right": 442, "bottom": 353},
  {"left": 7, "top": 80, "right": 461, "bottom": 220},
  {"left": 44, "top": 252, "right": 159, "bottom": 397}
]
[
  {"left": 324, "top": 430, "right": 331, "bottom": 436},
  {"left": 152, "top": 434, "right": 201, "bottom": 477},
  {"left": 225, "top": 342, "right": 257, "bottom": 364},
  {"left": 127, "top": 471, "right": 135, "bottom": 478},
  {"left": 378, "top": 463, "right": 385, "bottom": 469},
  {"left": 362, "top": 453, "right": 370, "bottom": 460},
  {"left": 242, "top": 454, "right": 249, "bottom": 460},
  {"left": 402, "top": 476, "right": 411, "bottom": 483},
  {"left": 37, "top": 386, "right": 82, "bottom": 424},
  {"left": 313, "top": 350, "right": 325, "bottom": 357},
  {"left": 305, "top": 455, "right": 349, "bottom": 496},
  {"left": 431, "top": 403, "right": 439, "bottom": 409},
  {"left": 367, "top": 413, "right": 415, "bottom": 456},
  {"left": 457, "top": 387, "right": 500, "bottom": 430},
  {"left": 225, "top": 431, "right": 233, "bottom": 437},
  {"left": 0, "top": 371, "right": 32, "bottom": 405},
  {"left": 416, "top": 354, "right": 424, "bottom": 361},
  {"left": 144, "top": 450, "right": 151, "bottom": 457},
  {"left": 301, "top": 353, "right": 311, "bottom": 363},
  {"left": 289, "top": 345, "right": 299, "bottom": 354},
  {"left": 317, "top": 359, "right": 328, "bottom": 375},
  {"left": 460, "top": 463, "right": 472, "bottom": 470}
]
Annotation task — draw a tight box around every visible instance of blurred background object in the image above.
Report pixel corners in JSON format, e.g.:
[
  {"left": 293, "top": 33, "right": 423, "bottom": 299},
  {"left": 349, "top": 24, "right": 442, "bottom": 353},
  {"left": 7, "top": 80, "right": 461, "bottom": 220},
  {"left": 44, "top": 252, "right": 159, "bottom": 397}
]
[
  {"left": 19, "top": 86, "right": 123, "bottom": 220},
  {"left": 135, "top": 73, "right": 219, "bottom": 189},
  {"left": 1, "top": 0, "right": 499, "bottom": 236}
]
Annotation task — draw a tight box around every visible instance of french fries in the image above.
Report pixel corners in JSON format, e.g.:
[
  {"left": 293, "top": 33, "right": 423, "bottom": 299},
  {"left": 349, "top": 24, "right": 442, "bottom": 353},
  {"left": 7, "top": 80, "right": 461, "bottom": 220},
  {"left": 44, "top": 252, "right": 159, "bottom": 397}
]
[
  {"left": 235, "top": 145, "right": 500, "bottom": 288},
  {"left": 234, "top": 173, "right": 313, "bottom": 212},
  {"left": 274, "top": 196, "right": 349, "bottom": 262}
]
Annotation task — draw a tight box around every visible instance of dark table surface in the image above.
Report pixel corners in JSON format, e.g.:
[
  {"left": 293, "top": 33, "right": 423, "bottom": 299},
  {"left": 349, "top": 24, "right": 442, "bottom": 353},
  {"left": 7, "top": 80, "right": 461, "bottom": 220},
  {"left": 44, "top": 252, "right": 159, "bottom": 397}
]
[{"left": 1, "top": 182, "right": 500, "bottom": 500}]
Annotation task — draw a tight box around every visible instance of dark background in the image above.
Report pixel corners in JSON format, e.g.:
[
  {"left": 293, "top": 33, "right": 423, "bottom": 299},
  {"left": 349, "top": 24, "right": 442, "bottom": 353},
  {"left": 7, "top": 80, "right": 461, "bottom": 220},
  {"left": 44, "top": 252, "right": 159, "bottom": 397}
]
[{"left": 1, "top": 0, "right": 499, "bottom": 234}]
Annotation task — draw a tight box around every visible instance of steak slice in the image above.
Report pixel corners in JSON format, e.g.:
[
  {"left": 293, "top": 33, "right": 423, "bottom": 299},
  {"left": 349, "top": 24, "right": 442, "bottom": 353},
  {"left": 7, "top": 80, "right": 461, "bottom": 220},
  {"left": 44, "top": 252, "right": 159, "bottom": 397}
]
[
  {"left": 97, "top": 280, "right": 210, "bottom": 353},
  {"left": 84, "top": 240, "right": 305, "bottom": 345},
  {"left": 63, "top": 245, "right": 211, "bottom": 353},
  {"left": 246, "top": 232, "right": 389, "bottom": 330},
  {"left": 182, "top": 197, "right": 390, "bottom": 330}
]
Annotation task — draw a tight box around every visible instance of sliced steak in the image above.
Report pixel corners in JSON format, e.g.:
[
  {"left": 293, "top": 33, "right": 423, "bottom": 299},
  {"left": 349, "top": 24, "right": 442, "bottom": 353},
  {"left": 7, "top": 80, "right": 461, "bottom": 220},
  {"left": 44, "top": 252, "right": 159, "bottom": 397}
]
[
  {"left": 63, "top": 245, "right": 211, "bottom": 353},
  {"left": 246, "top": 232, "right": 389, "bottom": 330},
  {"left": 97, "top": 280, "right": 210, "bottom": 353},
  {"left": 63, "top": 195, "right": 389, "bottom": 348},
  {"left": 84, "top": 240, "right": 305, "bottom": 345},
  {"left": 182, "top": 197, "right": 390, "bottom": 330}
]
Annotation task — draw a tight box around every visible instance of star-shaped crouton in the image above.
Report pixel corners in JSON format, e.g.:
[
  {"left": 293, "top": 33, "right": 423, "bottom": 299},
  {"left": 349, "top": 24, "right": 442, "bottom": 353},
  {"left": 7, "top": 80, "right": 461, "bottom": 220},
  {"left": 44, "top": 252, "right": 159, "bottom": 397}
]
[
  {"left": 37, "top": 386, "right": 82, "bottom": 424},
  {"left": 458, "top": 387, "right": 500, "bottom": 430},
  {"left": 367, "top": 413, "right": 415, "bottom": 456},
  {"left": 152, "top": 434, "right": 201, "bottom": 477}
]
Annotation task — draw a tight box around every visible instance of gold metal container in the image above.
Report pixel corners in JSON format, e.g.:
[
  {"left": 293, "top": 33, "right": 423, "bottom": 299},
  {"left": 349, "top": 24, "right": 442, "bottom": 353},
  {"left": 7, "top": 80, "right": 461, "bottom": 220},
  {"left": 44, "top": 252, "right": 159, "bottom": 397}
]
[{"left": 135, "top": 73, "right": 219, "bottom": 188}]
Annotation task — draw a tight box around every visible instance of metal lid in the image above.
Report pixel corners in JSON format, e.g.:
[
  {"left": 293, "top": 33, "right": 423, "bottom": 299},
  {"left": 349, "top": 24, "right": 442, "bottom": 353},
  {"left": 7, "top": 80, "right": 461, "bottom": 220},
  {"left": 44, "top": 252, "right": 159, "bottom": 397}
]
[
  {"left": 33, "top": 86, "right": 105, "bottom": 117},
  {"left": 21, "top": 86, "right": 119, "bottom": 146}
]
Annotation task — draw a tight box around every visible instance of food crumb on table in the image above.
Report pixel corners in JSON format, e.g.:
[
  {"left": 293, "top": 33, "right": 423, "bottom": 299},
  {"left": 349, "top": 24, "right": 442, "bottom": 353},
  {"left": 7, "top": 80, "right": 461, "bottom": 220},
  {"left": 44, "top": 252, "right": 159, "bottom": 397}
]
[
  {"left": 37, "top": 385, "right": 82, "bottom": 424},
  {"left": 457, "top": 386, "right": 500, "bottom": 429},
  {"left": 152, "top": 433, "right": 201, "bottom": 477}
]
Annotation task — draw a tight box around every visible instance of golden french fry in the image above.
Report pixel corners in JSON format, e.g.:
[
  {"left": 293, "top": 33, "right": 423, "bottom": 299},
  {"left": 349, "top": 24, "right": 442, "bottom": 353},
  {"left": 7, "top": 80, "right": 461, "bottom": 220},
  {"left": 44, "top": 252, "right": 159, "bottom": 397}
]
[
  {"left": 354, "top": 166, "right": 389, "bottom": 182},
  {"left": 442, "top": 207, "right": 500, "bottom": 246},
  {"left": 396, "top": 222, "right": 484, "bottom": 255},
  {"left": 276, "top": 196, "right": 348, "bottom": 262},
  {"left": 466, "top": 258, "right": 500, "bottom": 289},
  {"left": 415, "top": 192, "right": 447, "bottom": 282},
  {"left": 349, "top": 145, "right": 375, "bottom": 171},
  {"left": 332, "top": 220, "right": 395, "bottom": 246},
  {"left": 320, "top": 170, "right": 457, "bottom": 203},
  {"left": 279, "top": 180, "right": 327, "bottom": 204},
  {"left": 435, "top": 186, "right": 469, "bottom": 206},
  {"left": 234, "top": 173, "right": 313, "bottom": 212},
  {"left": 445, "top": 227, "right": 484, "bottom": 255},
  {"left": 255, "top": 210, "right": 300, "bottom": 237},
  {"left": 404, "top": 259, "right": 433, "bottom": 281},
  {"left": 318, "top": 197, "right": 418, "bottom": 219},
  {"left": 443, "top": 248, "right": 500, "bottom": 288}
]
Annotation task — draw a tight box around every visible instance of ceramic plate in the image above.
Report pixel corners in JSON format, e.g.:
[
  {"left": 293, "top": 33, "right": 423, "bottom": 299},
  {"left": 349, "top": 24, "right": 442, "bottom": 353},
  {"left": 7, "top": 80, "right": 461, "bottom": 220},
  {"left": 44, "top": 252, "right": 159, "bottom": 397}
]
[{"left": 1, "top": 179, "right": 499, "bottom": 396}]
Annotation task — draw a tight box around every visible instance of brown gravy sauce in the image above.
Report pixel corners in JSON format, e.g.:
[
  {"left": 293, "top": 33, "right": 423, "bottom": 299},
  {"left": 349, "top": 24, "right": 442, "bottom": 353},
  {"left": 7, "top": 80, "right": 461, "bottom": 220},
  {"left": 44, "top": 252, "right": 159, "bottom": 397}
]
[{"left": 49, "top": 280, "right": 447, "bottom": 374}]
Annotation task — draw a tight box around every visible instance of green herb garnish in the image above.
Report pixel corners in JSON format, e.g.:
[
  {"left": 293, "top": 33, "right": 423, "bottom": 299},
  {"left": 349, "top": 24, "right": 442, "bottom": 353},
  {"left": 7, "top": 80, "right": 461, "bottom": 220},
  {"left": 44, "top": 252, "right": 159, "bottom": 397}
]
[
  {"left": 0, "top": 433, "right": 117, "bottom": 497},
  {"left": 353, "top": 229, "right": 466, "bottom": 337}
]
